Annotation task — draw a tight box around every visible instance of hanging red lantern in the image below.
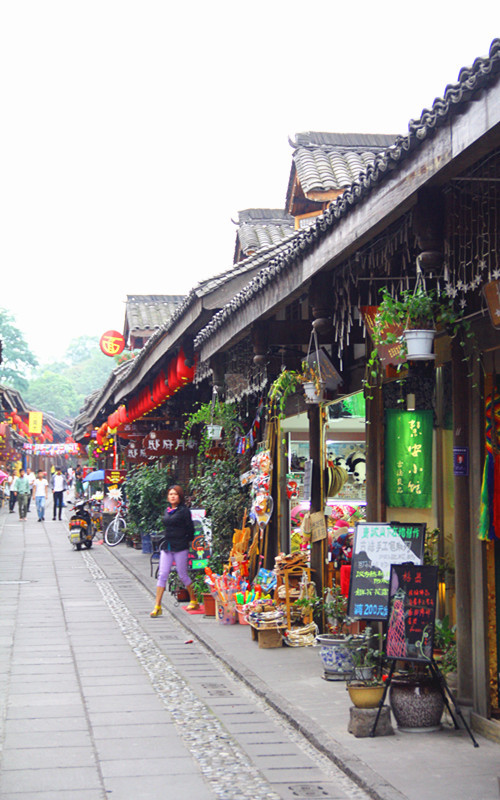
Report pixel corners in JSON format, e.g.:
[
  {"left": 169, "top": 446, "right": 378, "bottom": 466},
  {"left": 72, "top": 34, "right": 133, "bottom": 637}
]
[
  {"left": 176, "top": 348, "right": 192, "bottom": 384},
  {"left": 168, "top": 358, "right": 179, "bottom": 393}
]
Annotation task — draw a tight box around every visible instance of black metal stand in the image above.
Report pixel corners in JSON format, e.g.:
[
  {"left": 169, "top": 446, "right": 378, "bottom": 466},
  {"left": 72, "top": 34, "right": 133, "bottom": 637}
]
[{"left": 370, "top": 659, "right": 479, "bottom": 747}]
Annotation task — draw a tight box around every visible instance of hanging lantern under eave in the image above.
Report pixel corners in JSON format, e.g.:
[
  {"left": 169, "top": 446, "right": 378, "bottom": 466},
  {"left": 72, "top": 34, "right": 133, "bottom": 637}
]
[
  {"left": 176, "top": 347, "right": 192, "bottom": 384},
  {"left": 167, "top": 358, "right": 180, "bottom": 394}
]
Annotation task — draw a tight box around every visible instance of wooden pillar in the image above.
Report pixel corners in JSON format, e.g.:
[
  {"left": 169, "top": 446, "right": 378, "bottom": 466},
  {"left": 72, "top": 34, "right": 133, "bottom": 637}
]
[
  {"left": 470, "top": 361, "right": 490, "bottom": 717},
  {"left": 365, "top": 382, "right": 385, "bottom": 522},
  {"left": 278, "top": 431, "right": 290, "bottom": 555},
  {"left": 452, "top": 337, "right": 473, "bottom": 705},
  {"left": 308, "top": 405, "right": 324, "bottom": 593}
]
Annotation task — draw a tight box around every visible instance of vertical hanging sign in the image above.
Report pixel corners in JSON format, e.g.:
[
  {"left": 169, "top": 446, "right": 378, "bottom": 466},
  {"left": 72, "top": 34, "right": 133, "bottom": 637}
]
[
  {"left": 28, "top": 412, "right": 43, "bottom": 435},
  {"left": 385, "top": 409, "right": 433, "bottom": 508}
]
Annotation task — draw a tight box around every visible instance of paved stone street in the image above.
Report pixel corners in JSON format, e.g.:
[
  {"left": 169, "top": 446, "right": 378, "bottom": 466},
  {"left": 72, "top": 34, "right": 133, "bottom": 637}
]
[{"left": 0, "top": 506, "right": 370, "bottom": 800}]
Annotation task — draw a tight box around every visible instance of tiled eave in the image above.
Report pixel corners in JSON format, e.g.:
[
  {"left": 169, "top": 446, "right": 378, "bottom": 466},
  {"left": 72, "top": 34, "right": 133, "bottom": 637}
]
[{"left": 195, "top": 39, "right": 500, "bottom": 361}]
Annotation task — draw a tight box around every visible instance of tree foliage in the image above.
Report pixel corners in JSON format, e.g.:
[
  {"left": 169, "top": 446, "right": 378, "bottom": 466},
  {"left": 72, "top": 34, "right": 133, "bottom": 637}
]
[
  {"left": 26, "top": 337, "right": 115, "bottom": 420},
  {"left": 26, "top": 371, "right": 80, "bottom": 420},
  {"left": 0, "top": 308, "right": 38, "bottom": 391}
]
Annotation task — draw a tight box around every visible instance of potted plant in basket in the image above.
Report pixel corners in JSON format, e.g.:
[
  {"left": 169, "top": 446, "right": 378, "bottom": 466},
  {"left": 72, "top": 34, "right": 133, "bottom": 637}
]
[
  {"left": 297, "top": 360, "right": 325, "bottom": 403},
  {"left": 369, "top": 284, "right": 475, "bottom": 368}
]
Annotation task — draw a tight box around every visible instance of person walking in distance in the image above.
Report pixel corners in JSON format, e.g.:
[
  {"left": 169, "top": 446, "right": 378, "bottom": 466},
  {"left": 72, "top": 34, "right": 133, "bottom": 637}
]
[
  {"left": 150, "top": 485, "right": 198, "bottom": 617},
  {"left": 51, "top": 466, "right": 66, "bottom": 521},
  {"left": 13, "top": 469, "right": 30, "bottom": 520},
  {"left": 7, "top": 472, "right": 17, "bottom": 513},
  {"left": 33, "top": 470, "right": 49, "bottom": 521},
  {"left": 26, "top": 467, "right": 36, "bottom": 513}
]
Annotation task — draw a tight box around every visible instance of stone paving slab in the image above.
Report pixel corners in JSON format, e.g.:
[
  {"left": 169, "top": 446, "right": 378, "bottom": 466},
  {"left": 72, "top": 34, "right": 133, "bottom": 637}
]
[{"left": 110, "top": 536, "right": 500, "bottom": 800}]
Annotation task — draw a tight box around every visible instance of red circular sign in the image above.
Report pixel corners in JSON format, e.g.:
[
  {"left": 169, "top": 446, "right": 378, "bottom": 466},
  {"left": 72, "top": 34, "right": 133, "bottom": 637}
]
[{"left": 100, "top": 330, "right": 126, "bottom": 357}]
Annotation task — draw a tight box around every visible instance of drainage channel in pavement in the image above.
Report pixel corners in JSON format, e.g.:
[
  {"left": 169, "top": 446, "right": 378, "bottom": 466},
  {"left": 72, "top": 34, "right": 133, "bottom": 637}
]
[{"left": 82, "top": 549, "right": 371, "bottom": 800}]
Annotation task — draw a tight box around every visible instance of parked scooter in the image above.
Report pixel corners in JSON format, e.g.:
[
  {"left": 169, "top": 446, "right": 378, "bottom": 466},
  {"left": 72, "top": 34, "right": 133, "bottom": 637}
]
[{"left": 68, "top": 498, "right": 96, "bottom": 550}]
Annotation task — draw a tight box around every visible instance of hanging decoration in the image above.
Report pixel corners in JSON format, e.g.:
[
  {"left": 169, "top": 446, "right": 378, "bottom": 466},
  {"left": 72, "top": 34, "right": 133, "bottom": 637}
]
[
  {"left": 479, "top": 388, "right": 500, "bottom": 541},
  {"left": 23, "top": 442, "right": 82, "bottom": 455},
  {"left": 236, "top": 398, "right": 264, "bottom": 454}
]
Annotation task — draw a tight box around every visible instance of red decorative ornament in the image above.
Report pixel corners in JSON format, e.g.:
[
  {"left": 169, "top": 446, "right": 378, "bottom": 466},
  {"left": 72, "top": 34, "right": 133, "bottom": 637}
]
[
  {"left": 99, "top": 330, "right": 126, "bottom": 357},
  {"left": 166, "top": 358, "right": 179, "bottom": 394}
]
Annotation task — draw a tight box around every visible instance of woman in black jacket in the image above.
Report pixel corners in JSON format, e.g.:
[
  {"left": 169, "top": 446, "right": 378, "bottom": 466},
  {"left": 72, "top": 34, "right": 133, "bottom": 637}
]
[{"left": 150, "top": 485, "right": 197, "bottom": 616}]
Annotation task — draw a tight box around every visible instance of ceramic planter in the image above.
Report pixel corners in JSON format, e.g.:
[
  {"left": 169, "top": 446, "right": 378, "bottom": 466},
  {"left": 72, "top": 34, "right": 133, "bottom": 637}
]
[
  {"left": 206, "top": 424, "right": 222, "bottom": 440},
  {"left": 347, "top": 683, "right": 385, "bottom": 709},
  {"left": 389, "top": 674, "right": 444, "bottom": 731},
  {"left": 316, "top": 633, "right": 358, "bottom": 681},
  {"left": 303, "top": 380, "right": 325, "bottom": 404},
  {"left": 353, "top": 666, "right": 375, "bottom": 682},
  {"left": 403, "top": 329, "right": 436, "bottom": 360}
]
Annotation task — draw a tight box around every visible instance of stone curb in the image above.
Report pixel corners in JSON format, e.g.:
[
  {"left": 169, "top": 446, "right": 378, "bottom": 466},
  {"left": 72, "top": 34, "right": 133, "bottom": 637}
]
[{"left": 109, "top": 546, "right": 407, "bottom": 800}]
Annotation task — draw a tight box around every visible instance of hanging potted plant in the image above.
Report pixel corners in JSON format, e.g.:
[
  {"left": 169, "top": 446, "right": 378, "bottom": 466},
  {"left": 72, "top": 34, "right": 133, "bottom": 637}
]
[
  {"left": 372, "top": 286, "right": 438, "bottom": 361},
  {"left": 297, "top": 361, "right": 325, "bottom": 403}
]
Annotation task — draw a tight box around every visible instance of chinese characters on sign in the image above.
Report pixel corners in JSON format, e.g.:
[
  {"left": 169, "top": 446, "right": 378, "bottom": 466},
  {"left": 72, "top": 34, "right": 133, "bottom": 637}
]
[
  {"left": 386, "top": 563, "right": 438, "bottom": 662},
  {"left": 385, "top": 409, "right": 433, "bottom": 508},
  {"left": 28, "top": 412, "right": 43, "bottom": 435},
  {"left": 126, "top": 431, "right": 197, "bottom": 463},
  {"left": 347, "top": 522, "right": 426, "bottom": 620},
  {"left": 104, "top": 469, "right": 127, "bottom": 485},
  {"left": 99, "top": 330, "right": 126, "bottom": 357}
]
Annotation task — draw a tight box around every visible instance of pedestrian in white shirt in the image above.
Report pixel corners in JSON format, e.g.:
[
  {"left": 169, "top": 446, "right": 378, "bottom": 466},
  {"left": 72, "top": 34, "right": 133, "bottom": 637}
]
[
  {"left": 33, "top": 470, "right": 49, "bottom": 521},
  {"left": 26, "top": 468, "right": 36, "bottom": 513},
  {"left": 51, "top": 467, "right": 66, "bottom": 521}
]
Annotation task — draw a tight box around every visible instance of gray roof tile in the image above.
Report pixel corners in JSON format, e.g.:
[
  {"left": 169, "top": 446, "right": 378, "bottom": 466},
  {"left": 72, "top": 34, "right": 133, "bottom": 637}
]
[
  {"left": 290, "top": 132, "right": 397, "bottom": 195},
  {"left": 235, "top": 209, "right": 295, "bottom": 257},
  {"left": 125, "top": 295, "right": 185, "bottom": 333}
]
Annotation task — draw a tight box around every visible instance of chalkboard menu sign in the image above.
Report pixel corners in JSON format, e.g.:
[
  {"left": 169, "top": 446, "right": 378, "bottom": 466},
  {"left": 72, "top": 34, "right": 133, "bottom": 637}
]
[
  {"left": 347, "top": 522, "right": 426, "bottom": 620},
  {"left": 386, "top": 564, "right": 438, "bottom": 662}
]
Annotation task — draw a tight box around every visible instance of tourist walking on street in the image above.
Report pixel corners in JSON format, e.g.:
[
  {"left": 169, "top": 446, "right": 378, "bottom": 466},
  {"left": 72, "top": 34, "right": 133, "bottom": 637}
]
[
  {"left": 74, "top": 463, "right": 84, "bottom": 498},
  {"left": 7, "top": 472, "right": 17, "bottom": 513},
  {"left": 26, "top": 467, "right": 36, "bottom": 513},
  {"left": 51, "top": 466, "right": 66, "bottom": 520},
  {"left": 33, "top": 470, "right": 49, "bottom": 521},
  {"left": 150, "top": 485, "right": 198, "bottom": 617},
  {"left": 14, "top": 469, "right": 30, "bottom": 520}
]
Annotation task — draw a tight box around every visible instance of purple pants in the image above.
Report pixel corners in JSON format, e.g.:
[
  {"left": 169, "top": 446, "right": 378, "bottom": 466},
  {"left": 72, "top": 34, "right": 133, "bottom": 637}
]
[{"left": 157, "top": 549, "right": 191, "bottom": 589}]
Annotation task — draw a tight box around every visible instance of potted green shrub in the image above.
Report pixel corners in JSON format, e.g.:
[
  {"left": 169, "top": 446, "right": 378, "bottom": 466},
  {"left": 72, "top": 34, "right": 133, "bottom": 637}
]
[
  {"left": 316, "top": 585, "right": 359, "bottom": 681},
  {"left": 268, "top": 368, "right": 301, "bottom": 420}
]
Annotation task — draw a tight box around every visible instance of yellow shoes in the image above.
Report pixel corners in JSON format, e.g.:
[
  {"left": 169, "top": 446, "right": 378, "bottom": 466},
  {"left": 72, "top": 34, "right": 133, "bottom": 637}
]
[
  {"left": 187, "top": 601, "right": 199, "bottom": 610},
  {"left": 150, "top": 605, "right": 163, "bottom": 617}
]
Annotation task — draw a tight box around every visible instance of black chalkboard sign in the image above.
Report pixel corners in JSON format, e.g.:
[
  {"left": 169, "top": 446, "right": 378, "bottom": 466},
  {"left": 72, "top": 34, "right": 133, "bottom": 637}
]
[
  {"left": 347, "top": 522, "right": 426, "bottom": 620},
  {"left": 386, "top": 564, "right": 438, "bottom": 662}
]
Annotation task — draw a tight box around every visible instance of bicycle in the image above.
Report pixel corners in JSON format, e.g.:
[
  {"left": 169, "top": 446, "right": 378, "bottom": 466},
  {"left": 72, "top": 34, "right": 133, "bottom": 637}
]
[{"left": 104, "top": 499, "right": 127, "bottom": 546}]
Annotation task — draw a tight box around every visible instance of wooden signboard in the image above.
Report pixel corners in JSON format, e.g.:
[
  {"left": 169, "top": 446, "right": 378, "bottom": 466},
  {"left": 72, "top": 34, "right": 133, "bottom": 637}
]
[
  {"left": 142, "top": 430, "right": 197, "bottom": 457},
  {"left": 310, "top": 511, "right": 327, "bottom": 542},
  {"left": 483, "top": 279, "right": 500, "bottom": 329},
  {"left": 347, "top": 522, "right": 426, "bottom": 619},
  {"left": 104, "top": 469, "right": 127, "bottom": 485},
  {"left": 386, "top": 563, "right": 438, "bottom": 662}
]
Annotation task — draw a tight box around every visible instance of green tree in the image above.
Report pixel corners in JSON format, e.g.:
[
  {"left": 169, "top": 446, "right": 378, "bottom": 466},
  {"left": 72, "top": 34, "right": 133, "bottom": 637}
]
[
  {"left": 25, "top": 371, "right": 79, "bottom": 420},
  {"left": 65, "top": 335, "right": 103, "bottom": 366},
  {"left": 0, "top": 308, "right": 38, "bottom": 391}
]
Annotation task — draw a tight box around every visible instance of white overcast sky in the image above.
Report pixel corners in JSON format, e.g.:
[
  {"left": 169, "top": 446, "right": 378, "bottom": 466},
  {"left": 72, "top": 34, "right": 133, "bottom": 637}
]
[{"left": 0, "top": 2, "right": 498, "bottom": 363}]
